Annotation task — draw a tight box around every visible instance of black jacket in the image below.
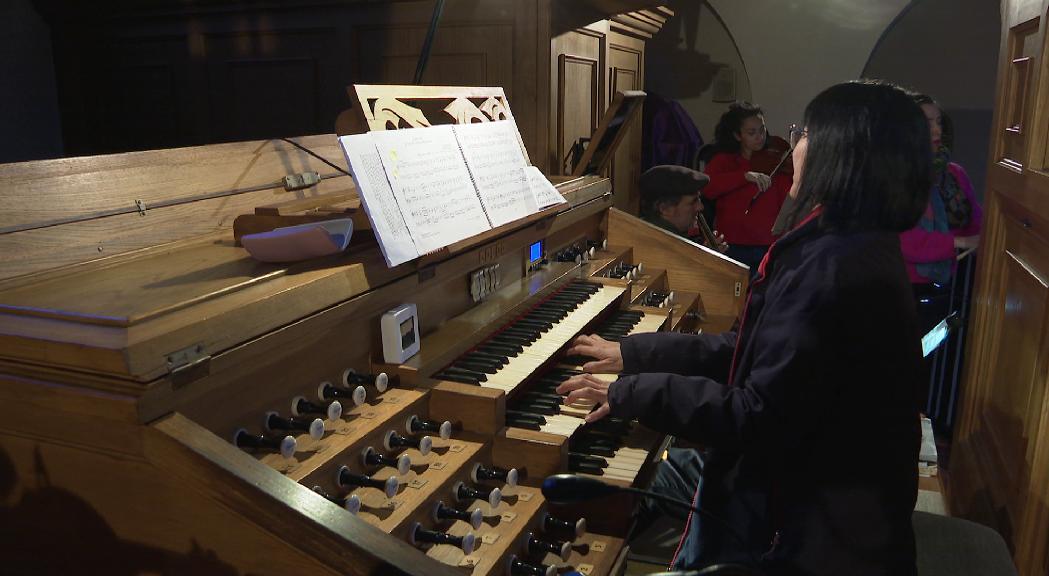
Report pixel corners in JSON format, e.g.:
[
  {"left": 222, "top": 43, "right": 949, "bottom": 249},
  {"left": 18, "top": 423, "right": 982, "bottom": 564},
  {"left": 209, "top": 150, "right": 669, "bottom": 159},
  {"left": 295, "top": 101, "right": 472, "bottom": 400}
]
[{"left": 609, "top": 211, "right": 922, "bottom": 576}]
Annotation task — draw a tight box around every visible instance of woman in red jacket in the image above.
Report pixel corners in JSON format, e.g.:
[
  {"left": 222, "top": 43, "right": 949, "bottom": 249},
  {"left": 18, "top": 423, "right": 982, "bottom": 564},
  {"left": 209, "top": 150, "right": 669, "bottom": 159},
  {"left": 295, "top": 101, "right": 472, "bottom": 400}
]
[{"left": 704, "top": 102, "right": 792, "bottom": 274}]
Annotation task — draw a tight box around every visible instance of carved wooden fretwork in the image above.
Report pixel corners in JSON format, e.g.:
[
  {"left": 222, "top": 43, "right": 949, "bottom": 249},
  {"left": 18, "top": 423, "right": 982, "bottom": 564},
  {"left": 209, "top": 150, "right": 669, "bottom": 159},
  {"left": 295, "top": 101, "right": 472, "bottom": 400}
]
[{"left": 338, "top": 84, "right": 529, "bottom": 163}]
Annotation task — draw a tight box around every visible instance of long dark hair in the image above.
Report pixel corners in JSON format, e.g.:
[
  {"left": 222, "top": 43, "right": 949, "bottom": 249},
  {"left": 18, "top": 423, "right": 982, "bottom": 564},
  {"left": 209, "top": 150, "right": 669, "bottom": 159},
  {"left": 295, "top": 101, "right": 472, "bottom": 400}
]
[
  {"left": 714, "top": 101, "right": 763, "bottom": 154},
  {"left": 787, "top": 80, "right": 931, "bottom": 232}
]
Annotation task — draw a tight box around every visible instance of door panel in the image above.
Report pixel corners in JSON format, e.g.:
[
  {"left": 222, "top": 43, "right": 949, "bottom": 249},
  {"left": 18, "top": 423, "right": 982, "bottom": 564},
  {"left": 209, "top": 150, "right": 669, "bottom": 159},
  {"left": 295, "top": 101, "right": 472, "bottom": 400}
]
[{"left": 608, "top": 33, "right": 643, "bottom": 213}]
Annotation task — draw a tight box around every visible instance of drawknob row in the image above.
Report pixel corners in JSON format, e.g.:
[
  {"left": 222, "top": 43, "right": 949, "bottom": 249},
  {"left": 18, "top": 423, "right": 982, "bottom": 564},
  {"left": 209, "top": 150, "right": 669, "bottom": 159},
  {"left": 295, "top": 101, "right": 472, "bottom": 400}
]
[
  {"left": 504, "top": 512, "right": 587, "bottom": 576},
  {"left": 606, "top": 262, "right": 642, "bottom": 280},
  {"left": 233, "top": 369, "right": 390, "bottom": 458}
]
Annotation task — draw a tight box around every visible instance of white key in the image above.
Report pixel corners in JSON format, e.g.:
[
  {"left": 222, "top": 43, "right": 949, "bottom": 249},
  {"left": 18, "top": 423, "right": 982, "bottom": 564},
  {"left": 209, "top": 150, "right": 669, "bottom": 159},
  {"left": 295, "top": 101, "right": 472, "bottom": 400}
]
[{"left": 479, "top": 284, "right": 625, "bottom": 394}]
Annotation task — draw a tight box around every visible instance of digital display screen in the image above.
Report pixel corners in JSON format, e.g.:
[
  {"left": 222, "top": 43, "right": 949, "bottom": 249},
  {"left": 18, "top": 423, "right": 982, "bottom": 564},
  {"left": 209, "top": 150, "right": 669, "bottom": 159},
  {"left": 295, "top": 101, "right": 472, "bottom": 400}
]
[
  {"left": 529, "top": 241, "right": 543, "bottom": 263},
  {"left": 400, "top": 317, "right": 416, "bottom": 349},
  {"left": 921, "top": 318, "right": 949, "bottom": 358}
]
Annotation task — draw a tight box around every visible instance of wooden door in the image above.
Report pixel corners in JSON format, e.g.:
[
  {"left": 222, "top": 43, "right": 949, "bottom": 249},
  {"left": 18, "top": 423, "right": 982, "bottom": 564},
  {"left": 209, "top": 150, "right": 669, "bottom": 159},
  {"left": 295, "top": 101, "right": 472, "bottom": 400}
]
[
  {"left": 550, "top": 23, "right": 606, "bottom": 177},
  {"left": 953, "top": 0, "right": 1049, "bottom": 573},
  {"left": 607, "top": 30, "right": 645, "bottom": 214}
]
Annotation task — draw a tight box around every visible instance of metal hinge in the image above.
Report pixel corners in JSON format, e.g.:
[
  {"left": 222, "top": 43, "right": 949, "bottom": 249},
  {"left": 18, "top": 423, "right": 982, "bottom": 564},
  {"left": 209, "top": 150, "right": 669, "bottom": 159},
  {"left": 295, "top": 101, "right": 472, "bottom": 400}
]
[
  {"left": 135, "top": 199, "right": 147, "bottom": 216},
  {"left": 734, "top": 282, "right": 742, "bottom": 297},
  {"left": 166, "top": 343, "right": 211, "bottom": 389}
]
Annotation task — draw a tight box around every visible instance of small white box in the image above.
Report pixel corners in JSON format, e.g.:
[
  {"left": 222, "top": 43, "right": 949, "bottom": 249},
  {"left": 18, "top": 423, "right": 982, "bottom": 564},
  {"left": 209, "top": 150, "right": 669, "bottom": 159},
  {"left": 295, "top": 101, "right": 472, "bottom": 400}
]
[{"left": 381, "top": 303, "right": 420, "bottom": 364}]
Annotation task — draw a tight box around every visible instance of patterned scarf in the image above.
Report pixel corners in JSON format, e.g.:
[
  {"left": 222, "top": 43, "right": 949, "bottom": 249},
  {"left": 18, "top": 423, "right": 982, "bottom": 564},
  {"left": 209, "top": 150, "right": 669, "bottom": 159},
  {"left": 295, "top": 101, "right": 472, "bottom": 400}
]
[{"left": 915, "top": 147, "right": 972, "bottom": 284}]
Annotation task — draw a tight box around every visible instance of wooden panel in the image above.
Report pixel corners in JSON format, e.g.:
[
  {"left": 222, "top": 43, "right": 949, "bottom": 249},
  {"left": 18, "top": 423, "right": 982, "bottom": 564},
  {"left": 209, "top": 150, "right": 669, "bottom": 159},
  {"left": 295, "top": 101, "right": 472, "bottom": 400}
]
[
  {"left": 997, "top": 18, "right": 1039, "bottom": 171},
  {"left": 1014, "top": 385, "right": 1049, "bottom": 574},
  {"left": 430, "top": 382, "right": 506, "bottom": 436},
  {"left": 494, "top": 427, "right": 569, "bottom": 485},
  {"left": 953, "top": 188, "right": 1049, "bottom": 559},
  {"left": 358, "top": 23, "right": 513, "bottom": 89},
  {"left": 204, "top": 29, "right": 342, "bottom": 142},
  {"left": 0, "top": 429, "right": 344, "bottom": 576},
  {"left": 101, "top": 36, "right": 191, "bottom": 152},
  {"left": 981, "top": 242, "right": 1048, "bottom": 528},
  {"left": 551, "top": 27, "right": 605, "bottom": 175},
  {"left": 607, "top": 208, "right": 747, "bottom": 328},
  {"left": 0, "top": 372, "right": 438, "bottom": 576},
  {"left": 607, "top": 31, "right": 644, "bottom": 214}
]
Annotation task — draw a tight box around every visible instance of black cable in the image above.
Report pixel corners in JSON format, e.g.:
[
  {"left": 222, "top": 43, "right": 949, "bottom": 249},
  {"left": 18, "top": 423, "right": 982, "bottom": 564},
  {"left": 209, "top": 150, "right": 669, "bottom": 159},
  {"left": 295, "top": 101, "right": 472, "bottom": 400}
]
[
  {"left": 414, "top": 0, "right": 446, "bottom": 85},
  {"left": 279, "top": 137, "right": 351, "bottom": 177},
  {"left": 621, "top": 486, "right": 761, "bottom": 567}
]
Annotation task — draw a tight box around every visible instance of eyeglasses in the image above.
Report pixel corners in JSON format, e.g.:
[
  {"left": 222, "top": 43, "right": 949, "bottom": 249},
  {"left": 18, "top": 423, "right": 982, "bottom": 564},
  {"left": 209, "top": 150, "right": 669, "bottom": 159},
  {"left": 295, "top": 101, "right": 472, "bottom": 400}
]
[{"left": 788, "top": 124, "right": 808, "bottom": 148}]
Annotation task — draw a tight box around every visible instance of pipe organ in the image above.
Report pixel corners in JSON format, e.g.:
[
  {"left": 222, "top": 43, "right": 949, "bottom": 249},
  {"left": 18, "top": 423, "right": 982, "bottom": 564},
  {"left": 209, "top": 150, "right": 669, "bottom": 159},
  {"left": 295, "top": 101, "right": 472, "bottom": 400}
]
[{"left": 0, "top": 86, "right": 746, "bottom": 576}]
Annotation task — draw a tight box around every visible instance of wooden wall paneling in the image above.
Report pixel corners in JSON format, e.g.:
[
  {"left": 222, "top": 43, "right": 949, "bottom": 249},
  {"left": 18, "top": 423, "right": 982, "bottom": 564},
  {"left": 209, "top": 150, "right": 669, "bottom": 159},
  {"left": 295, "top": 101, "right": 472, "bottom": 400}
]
[
  {"left": 41, "top": 0, "right": 659, "bottom": 180},
  {"left": 204, "top": 29, "right": 340, "bottom": 142},
  {"left": 1014, "top": 381, "right": 1049, "bottom": 574},
  {"left": 102, "top": 35, "right": 195, "bottom": 153},
  {"left": 607, "top": 30, "right": 644, "bottom": 214},
  {"left": 953, "top": 2, "right": 1049, "bottom": 570},
  {"left": 998, "top": 19, "right": 1040, "bottom": 171},
  {"left": 979, "top": 211, "right": 1049, "bottom": 538},
  {"left": 551, "top": 25, "right": 606, "bottom": 175},
  {"left": 956, "top": 192, "right": 1008, "bottom": 438},
  {"left": 356, "top": 19, "right": 511, "bottom": 89},
  {"left": 350, "top": 0, "right": 547, "bottom": 170}
]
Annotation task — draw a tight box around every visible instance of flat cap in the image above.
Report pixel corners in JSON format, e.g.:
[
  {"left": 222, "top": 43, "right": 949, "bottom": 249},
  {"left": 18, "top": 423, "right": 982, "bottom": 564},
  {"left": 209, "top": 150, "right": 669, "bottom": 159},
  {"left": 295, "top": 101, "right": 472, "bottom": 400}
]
[{"left": 640, "top": 165, "right": 709, "bottom": 206}]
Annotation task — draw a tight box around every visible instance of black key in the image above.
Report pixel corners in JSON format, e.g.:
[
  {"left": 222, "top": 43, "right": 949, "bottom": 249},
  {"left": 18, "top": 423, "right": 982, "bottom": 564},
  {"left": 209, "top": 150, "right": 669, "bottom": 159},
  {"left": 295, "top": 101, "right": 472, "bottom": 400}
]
[
  {"left": 506, "top": 409, "right": 547, "bottom": 425},
  {"left": 465, "top": 351, "right": 508, "bottom": 365},
  {"left": 453, "top": 360, "right": 500, "bottom": 375},
  {"left": 569, "top": 452, "right": 609, "bottom": 467},
  {"left": 568, "top": 461, "right": 604, "bottom": 474},
  {"left": 479, "top": 344, "right": 520, "bottom": 356},
  {"left": 521, "top": 391, "right": 564, "bottom": 404},
  {"left": 434, "top": 371, "right": 479, "bottom": 385},
  {"left": 442, "top": 366, "right": 487, "bottom": 382},
  {"left": 515, "top": 399, "right": 560, "bottom": 414},
  {"left": 514, "top": 319, "right": 552, "bottom": 331},
  {"left": 506, "top": 417, "right": 541, "bottom": 430}
]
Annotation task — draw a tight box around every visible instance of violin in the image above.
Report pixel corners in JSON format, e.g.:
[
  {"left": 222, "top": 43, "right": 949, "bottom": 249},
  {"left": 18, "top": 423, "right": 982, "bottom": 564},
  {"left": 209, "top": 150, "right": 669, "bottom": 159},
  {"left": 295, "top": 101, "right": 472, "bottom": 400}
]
[
  {"left": 743, "top": 134, "right": 794, "bottom": 215},
  {"left": 749, "top": 135, "right": 794, "bottom": 176}
]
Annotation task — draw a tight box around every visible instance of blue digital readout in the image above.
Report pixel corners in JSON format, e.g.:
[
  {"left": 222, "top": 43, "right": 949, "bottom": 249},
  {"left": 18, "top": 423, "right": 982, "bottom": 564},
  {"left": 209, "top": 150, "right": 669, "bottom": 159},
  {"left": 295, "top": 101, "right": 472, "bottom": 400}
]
[{"left": 529, "top": 241, "right": 543, "bottom": 263}]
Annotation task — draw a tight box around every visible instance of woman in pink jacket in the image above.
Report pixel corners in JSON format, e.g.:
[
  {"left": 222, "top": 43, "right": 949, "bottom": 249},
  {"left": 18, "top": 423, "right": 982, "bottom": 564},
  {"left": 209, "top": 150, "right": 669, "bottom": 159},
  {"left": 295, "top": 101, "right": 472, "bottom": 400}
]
[{"left": 900, "top": 93, "right": 981, "bottom": 331}]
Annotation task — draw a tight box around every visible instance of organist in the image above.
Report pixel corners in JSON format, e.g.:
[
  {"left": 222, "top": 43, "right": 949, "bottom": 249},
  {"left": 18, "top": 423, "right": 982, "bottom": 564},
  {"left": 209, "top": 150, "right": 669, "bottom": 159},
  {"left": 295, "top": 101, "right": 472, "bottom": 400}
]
[{"left": 557, "top": 81, "right": 930, "bottom": 576}]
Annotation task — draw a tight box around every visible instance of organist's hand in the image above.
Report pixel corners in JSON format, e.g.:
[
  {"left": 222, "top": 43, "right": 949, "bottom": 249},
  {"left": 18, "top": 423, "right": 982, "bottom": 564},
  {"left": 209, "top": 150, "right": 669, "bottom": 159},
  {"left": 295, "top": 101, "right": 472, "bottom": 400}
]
[
  {"left": 566, "top": 334, "right": 623, "bottom": 374},
  {"left": 556, "top": 373, "right": 612, "bottom": 423}
]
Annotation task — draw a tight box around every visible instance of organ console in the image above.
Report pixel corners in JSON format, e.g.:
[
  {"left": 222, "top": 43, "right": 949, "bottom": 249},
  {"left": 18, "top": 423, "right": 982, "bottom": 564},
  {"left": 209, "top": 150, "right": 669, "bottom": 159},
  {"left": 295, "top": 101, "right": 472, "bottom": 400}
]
[{"left": 0, "top": 84, "right": 748, "bottom": 574}]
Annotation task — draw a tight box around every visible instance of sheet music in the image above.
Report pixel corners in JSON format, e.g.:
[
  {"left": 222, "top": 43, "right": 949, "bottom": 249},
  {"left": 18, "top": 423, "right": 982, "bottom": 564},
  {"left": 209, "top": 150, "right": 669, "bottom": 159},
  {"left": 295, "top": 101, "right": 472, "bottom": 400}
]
[
  {"left": 339, "top": 133, "right": 419, "bottom": 267},
  {"left": 524, "top": 165, "right": 567, "bottom": 209},
  {"left": 371, "top": 125, "right": 492, "bottom": 253},
  {"left": 453, "top": 121, "right": 537, "bottom": 227}
]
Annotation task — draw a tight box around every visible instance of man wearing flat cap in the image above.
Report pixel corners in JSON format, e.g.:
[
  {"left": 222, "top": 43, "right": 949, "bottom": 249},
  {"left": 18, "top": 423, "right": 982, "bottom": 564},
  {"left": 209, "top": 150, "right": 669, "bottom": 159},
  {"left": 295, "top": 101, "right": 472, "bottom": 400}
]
[{"left": 640, "top": 166, "right": 724, "bottom": 251}]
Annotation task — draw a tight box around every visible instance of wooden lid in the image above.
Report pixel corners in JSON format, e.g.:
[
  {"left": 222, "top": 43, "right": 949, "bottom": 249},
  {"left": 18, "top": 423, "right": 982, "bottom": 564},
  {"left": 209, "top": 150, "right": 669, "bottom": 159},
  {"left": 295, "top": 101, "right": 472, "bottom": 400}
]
[{"left": 0, "top": 176, "right": 607, "bottom": 385}]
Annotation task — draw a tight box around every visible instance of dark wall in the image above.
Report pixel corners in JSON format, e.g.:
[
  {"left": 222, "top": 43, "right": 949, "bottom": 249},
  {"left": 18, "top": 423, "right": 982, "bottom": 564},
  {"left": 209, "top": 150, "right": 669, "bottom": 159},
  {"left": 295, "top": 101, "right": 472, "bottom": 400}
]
[
  {"left": 17, "top": 0, "right": 518, "bottom": 160},
  {"left": 1, "top": 0, "right": 63, "bottom": 163},
  {"left": 863, "top": 0, "right": 1000, "bottom": 201}
]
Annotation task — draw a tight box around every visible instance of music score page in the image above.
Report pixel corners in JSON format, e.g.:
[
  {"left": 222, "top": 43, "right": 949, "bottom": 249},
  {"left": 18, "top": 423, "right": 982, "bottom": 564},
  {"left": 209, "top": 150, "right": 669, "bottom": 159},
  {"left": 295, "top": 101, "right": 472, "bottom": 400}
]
[
  {"left": 370, "top": 125, "right": 491, "bottom": 254},
  {"left": 453, "top": 121, "right": 537, "bottom": 227}
]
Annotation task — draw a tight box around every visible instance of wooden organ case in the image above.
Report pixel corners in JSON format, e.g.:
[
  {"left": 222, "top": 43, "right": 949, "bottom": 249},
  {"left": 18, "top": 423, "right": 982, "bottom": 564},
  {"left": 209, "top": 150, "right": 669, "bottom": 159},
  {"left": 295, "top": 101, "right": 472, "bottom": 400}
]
[{"left": 0, "top": 85, "right": 747, "bottom": 575}]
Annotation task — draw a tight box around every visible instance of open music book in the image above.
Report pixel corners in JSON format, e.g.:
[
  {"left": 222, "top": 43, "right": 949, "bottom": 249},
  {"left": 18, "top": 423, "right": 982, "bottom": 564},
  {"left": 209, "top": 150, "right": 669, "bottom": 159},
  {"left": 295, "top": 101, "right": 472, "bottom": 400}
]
[{"left": 339, "top": 120, "right": 566, "bottom": 267}]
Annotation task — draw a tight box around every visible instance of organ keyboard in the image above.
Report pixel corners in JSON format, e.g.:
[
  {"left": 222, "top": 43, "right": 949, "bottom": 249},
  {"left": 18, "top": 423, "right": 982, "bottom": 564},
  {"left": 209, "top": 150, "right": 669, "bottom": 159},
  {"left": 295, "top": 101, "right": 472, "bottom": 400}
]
[{"left": 0, "top": 85, "right": 748, "bottom": 575}]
